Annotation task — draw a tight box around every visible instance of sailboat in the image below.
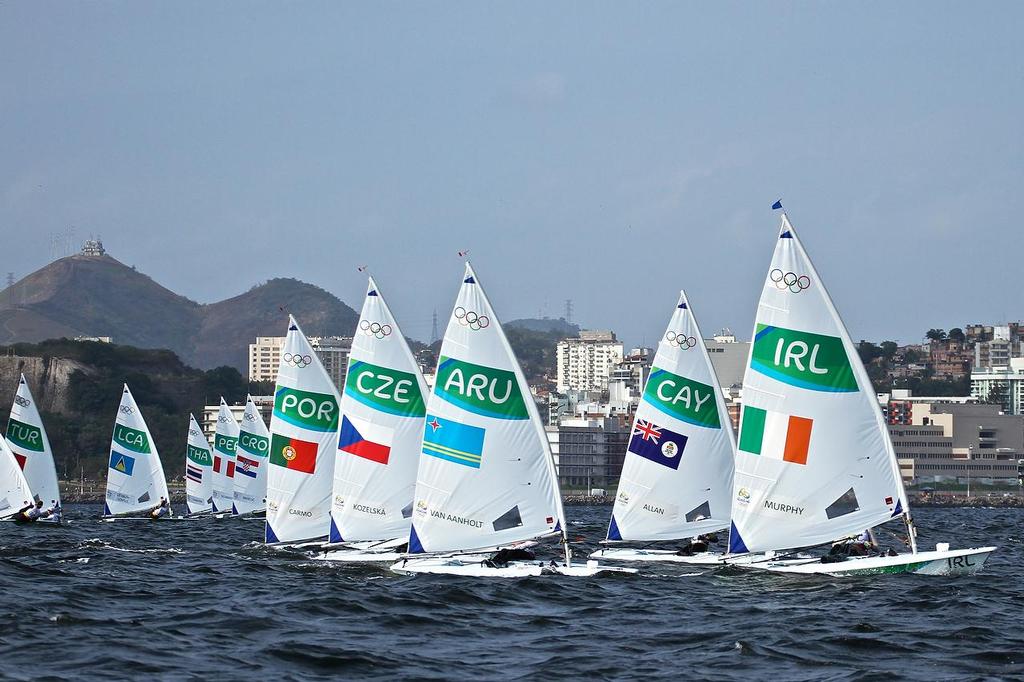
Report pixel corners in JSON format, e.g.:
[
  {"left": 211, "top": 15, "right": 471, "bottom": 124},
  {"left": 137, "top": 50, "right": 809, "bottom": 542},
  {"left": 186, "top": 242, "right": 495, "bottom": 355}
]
[
  {"left": 232, "top": 395, "right": 269, "bottom": 517},
  {"left": 0, "top": 435, "right": 35, "bottom": 521},
  {"left": 6, "top": 374, "right": 62, "bottom": 522},
  {"left": 265, "top": 316, "right": 341, "bottom": 546},
  {"left": 591, "top": 291, "right": 735, "bottom": 565},
  {"left": 321, "top": 276, "right": 428, "bottom": 563},
  {"left": 211, "top": 398, "right": 239, "bottom": 516},
  {"left": 391, "top": 263, "right": 634, "bottom": 577},
  {"left": 184, "top": 414, "right": 215, "bottom": 516},
  {"left": 102, "top": 384, "right": 172, "bottom": 520},
  {"left": 726, "top": 207, "right": 995, "bottom": 575}
]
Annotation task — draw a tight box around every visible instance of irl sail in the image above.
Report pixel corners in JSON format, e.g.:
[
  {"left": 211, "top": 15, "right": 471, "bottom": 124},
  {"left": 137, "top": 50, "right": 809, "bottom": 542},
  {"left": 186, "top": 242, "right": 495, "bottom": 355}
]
[
  {"left": 184, "top": 414, "right": 214, "bottom": 515},
  {"left": 729, "top": 215, "right": 909, "bottom": 554},
  {"left": 265, "top": 316, "right": 341, "bottom": 543},
  {"left": 409, "top": 263, "right": 565, "bottom": 554},
  {"left": 329, "top": 277, "right": 428, "bottom": 543},
  {"left": 233, "top": 395, "right": 270, "bottom": 516},
  {"left": 0, "top": 436, "right": 34, "bottom": 519},
  {"left": 211, "top": 398, "right": 239, "bottom": 513},
  {"left": 607, "top": 292, "right": 735, "bottom": 542},
  {"left": 6, "top": 374, "right": 61, "bottom": 508},
  {"left": 104, "top": 384, "right": 170, "bottom": 517}
]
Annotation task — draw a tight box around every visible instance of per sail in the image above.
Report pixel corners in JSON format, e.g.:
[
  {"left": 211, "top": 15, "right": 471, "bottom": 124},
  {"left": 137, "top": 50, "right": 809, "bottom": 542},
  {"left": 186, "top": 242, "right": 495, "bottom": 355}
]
[
  {"left": 607, "top": 291, "right": 735, "bottom": 542},
  {"left": 233, "top": 395, "right": 270, "bottom": 516},
  {"left": 6, "top": 374, "right": 61, "bottom": 509},
  {"left": 329, "top": 276, "right": 428, "bottom": 543},
  {"left": 184, "top": 414, "right": 214, "bottom": 515},
  {"left": 0, "top": 435, "right": 34, "bottom": 519},
  {"left": 211, "top": 398, "right": 239, "bottom": 513},
  {"left": 265, "top": 316, "right": 341, "bottom": 544},
  {"left": 104, "top": 384, "right": 170, "bottom": 517},
  {"left": 729, "top": 214, "right": 909, "bottom": 554},
  {"left": 409, "top": 263, "right": 565, "bottom": 554}
]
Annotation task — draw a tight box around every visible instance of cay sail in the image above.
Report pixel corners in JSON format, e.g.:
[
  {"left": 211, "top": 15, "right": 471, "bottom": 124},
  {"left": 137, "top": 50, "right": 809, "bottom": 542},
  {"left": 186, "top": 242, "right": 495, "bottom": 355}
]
[
  {"left": 104, "top": 384, "right": 170, "bottom": 517},
  {"left": 0, "top": 436, "right": 34, "bottom": 520},
  {"left": 6, "top": 374, "right": 61, "bottom": 508},
  {"left": 329, "top": 276, "right": 428, "bottom": 543},
  {"left": 408, "top": 263, "right": 566, "bottom": 555},
  {"left": 233, "top": 395, "right": 270, "bottom": 516},
  {"left": 607, "top": 291, "right": 735, "bottom": 542},
  {"left": 211, "top": 398, "right": 239, "bottom": 513},
  {"left": 265, "top": 316, "right": 341, "bottom": 544},
  {"left": 729, "top": 213, "right": 910, "bottom": 554},
  {"left": 184, "top": 414, "right": 214, "bottom": 515}
]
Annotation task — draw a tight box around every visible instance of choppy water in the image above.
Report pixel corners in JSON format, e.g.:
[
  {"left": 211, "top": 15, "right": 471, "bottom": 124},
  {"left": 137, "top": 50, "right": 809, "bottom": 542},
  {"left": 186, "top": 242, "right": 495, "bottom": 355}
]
[{"left": 0, "top": 505, "right": 1021, "bottom": 680}]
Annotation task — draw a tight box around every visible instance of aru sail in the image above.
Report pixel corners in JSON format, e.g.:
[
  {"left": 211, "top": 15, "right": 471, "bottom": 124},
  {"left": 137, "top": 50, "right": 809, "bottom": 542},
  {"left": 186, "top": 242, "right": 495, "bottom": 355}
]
[
  {"left": 729, "top": 215, "right": 909, "bottom": 554},
  {"left": 265, "top": 316, "right": 341, "bottom": 544},
  {"left": 6, "top": 374, "right": 61, "bottom": 509},
  {"left": 233, "top": 395, "right": 270, "bottom": 516},
  {"left": 607, "top": 292, "right": 735, "bottom": 542},
  {"left": 211, "top": 398, "right": 239, "bottom": 513},
  {"left": 408, "top": 263, "right": 566, "bottom": 554},
  {"left": 329, "top": 277, "right": 428, "bottom": 543},
  {"left": 104, "top": 385, "right": 170, "bottom": 517},
  {"left": 184, "top": 414, "right": 214, "bottom": 515}
]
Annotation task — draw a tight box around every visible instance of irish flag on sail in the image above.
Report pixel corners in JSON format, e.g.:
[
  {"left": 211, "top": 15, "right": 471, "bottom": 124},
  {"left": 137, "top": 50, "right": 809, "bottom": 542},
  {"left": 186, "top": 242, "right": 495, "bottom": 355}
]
[
  {"left": 6, "top": 374, "right": 61, "bottom": 509},
  {"left": 738, "top": 406, "right": 812, "bottom": 465}
]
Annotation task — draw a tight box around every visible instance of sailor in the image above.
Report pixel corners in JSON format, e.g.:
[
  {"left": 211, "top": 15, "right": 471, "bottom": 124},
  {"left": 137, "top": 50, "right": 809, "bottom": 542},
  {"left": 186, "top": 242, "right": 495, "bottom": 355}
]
[
  {"left": 15, "top": 500, "right": 33, "bottom": 521},
  {"left": 48, "top": 500, "right": 63, "bottom": 524},
  {"left": 20, "top": 499, "right": 50, "bottom": 522},
  {"left": 676, "top": 515, "right": 717, "bottom": 555},
  {"left": 829, "top": 529, "right": 879, "bottom": 558},
  {"left": 150, "top": 497, "right": 171, "bottom": 519}
]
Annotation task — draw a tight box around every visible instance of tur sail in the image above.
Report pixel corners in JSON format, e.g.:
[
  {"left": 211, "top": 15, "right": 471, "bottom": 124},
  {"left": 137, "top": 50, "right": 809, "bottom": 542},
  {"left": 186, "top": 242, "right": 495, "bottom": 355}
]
[
  {"left": 0, "top": 436, "right": 34, "bottom": 519},
  {"left": 6, "top": 374, "right": 61, "bottom": 508},
  {"left": 607, "top": 291, "right": 735, "bottom": 542},
  {"left": 265, "top": 316, "right": 341, "bottom": 544},
  {"left": 211, "top": 398, "right": 239, "bottom": 513},
  {"left": 104, "top": 384, "right": 170, "bottom": 517},
  {"left": 329, "top": 277, "right": 428, "bottom": 543},
  {"left": 408, "top": 263, "right": 566, "bottom": 555},
  {"left": 184, "top": 414, "right": 214, "bottom": 515},
  {"left": 233, "top": 395, "right": 270, "bottom": 516},
  {"left": 729, "top": 214, "right": 910, "bottom": 554}
]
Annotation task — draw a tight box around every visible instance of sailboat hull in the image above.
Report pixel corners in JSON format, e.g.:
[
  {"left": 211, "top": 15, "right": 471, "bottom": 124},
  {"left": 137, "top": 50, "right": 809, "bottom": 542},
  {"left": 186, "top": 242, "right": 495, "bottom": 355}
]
[
  {"left": 589, "top": 547, "right": 726, "bottom": 565},
  {"left": 390, "top": 557, "right": 637, "bottom": 577},
  {"left": 749, "top": 546, "right": 996, "bottom": 576}
]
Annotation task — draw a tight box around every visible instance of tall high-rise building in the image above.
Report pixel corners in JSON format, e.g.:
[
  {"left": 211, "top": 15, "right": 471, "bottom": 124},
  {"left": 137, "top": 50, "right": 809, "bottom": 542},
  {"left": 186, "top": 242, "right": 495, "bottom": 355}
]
[
  {"left": 248, "top": 335, "right": 353, "bottom": 389},
  {"left": 556, "top": 330, "right": 624, "bottom": 392}
]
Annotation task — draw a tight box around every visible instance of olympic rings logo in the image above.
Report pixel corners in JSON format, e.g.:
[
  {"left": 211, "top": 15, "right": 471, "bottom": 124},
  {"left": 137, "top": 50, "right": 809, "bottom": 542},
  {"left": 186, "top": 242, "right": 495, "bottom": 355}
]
[
  {"left": 282, "top": 352, "right": 312, "bottom": 368},
  {"left": 665, "top": 331, "right": 697, "bottom": 349},
  {"left": 769, "top": 269, "right": 810, "bottom": 293},
  {"left": 217, "top": 415, "right": 232, "bottom": 424},
  {"left": 454, "top": 306, "right": 490, "bottom": 331},
  {"left": 359, "top": 319, "right": 393, "bottom": 339},
  {"left": 243, "top": 413, "right": 257, "bottom": 422},
  {"left": 119, "top": 405, "right": 134, "bottom": 415},
  {"left": 14, "top": 396, "right": 30, "bottom": 408},
  {"left": 189, "top": 428, "right": 201, "bottom": 438}
]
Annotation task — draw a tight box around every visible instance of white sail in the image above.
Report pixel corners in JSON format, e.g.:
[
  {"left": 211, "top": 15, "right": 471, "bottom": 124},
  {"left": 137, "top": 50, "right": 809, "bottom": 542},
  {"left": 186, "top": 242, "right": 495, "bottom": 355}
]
[
  {"left": 6, "top": 374, "right": 61, "bottom": 508},
  {"left": 329, "top": 277, "right": 428, "bottom": 543},
  {"left": 184, "top": 413, "right": 214, "bottom": 515},
  {"left": 0, "top": 436, "right": 34, "bottom": 519},
  {"left": 211, "top": 398, "right": 239, "bottom": 513},
  {"left": 607, "top": 291, "right": 735, "bottom": 542},
  {"left": 729, "top": 214, "right": 909, "bottom": 554},
  {"left": 265, "top": 316, "right": 341, "bottom": 543},
  {"left": 408, "top": 263, "right": 565, "bottom": 554},
  {"left": 104, "top": 384, "right": 170, "bottom": 517},
  {"left": 233, "top": 395, "right": 270, "bottom": 516}
]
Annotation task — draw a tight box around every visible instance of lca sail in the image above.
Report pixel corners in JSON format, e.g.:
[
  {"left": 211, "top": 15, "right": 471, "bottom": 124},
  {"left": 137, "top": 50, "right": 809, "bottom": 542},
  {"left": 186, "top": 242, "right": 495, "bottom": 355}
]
[
  {"left": 184, "top": 414, "right": 214, "bottom": 515},
  {"left": 330, "top": 276, "right": 428, "bottom": 543},
  {"left": 408, "top": 263, "right": 566, "bottom": 554},
  {"left": 211, "top": 398, "right": 239, "bottom": 513},
  {"left": 6, "top": 374, "right": 61, "bottom": 508},
  {"left": 104, "top": 384, "right": 170, "bottom": 517},
  {"left": 233, "top": 395, "right": 270, "bottom": 516},
  {"left": 0, "top": 435, "right": 34, "bottom": 520},
  {"left": 607, "top": 291, "right": 735, "bottom": 542},
  {"left": 265, "top": 316, "right": 341, "bottom": 544},
  {"left": 729, "top": 214, "right": 909, "bottom": 554}
]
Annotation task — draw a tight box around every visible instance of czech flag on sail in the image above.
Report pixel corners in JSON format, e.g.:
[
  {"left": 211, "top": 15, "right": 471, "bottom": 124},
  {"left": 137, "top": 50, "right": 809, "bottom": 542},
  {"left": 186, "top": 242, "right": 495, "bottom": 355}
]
[
  {"left": 627, "top": 419, "right": 688, "bottom": 470},
  {"left": 269, "top": 433, "right": 318, "bottom": 474},
  {"left": 338, "top": 415, "right": 393, "bottom": 465},
  {"left": 236, "top": 454, "right": 260, "bottom": 478},
  {"left": 738, "top": 405, "right": 812, "bottom": 465},
  {"left": 422, "top": 415, "right": 485, "bottom": 468},
  {"left": 109, "top": 451, "right": 136, "bottom": 476}
]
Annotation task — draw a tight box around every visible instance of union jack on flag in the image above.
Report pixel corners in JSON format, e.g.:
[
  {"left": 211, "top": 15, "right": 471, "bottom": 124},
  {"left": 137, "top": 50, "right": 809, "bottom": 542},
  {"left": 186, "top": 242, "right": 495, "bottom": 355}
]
[{"left": 633, "top": 419, "right": 662, "bottom": 443}]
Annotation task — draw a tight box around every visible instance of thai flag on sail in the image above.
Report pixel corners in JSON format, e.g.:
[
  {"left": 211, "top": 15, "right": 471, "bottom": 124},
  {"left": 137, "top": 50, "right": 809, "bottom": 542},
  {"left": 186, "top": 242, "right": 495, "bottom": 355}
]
[
  {"left": 186, "top": 464, "right": 203, "bottom": 483},
  {"left": 236, "top": 454, "right": 260, "bottom": 479},
  {"left": 628, "top": 419, "right": 688, "bottom": 470},
  {"left": 338, "top": 414, "right": 394, "bottom": 465}
]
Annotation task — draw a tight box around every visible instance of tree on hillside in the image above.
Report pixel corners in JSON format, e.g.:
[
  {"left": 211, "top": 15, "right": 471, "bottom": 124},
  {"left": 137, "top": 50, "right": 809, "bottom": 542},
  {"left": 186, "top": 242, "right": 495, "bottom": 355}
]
[
  {"left": 880, "top": 341, "right": 898, "bottom": 359},
  {"left": 948, "top": 327, "right": 966, "bottom": 343},
  {"left": 926, "top": 328, "right": 947, "bottom": 341}
]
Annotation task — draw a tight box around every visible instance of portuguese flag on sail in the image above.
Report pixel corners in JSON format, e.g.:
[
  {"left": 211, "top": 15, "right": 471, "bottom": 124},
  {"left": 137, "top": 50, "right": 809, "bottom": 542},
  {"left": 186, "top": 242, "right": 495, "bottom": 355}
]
[
  {"left": 738, "top": 405, "right": 813, "bottom": 465},
  {"left": 269, "top": 433, "right": 318, "bottom": 474}
]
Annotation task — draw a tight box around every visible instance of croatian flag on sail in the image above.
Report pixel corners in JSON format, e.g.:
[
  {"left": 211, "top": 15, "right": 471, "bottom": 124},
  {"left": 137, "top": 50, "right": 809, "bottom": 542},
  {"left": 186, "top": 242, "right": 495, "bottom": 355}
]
[
  {"left": 338, "top": 415, "right": 393, "bottom": 465},
  {"left": 236, "top": 454, "right": 260, "bottom": 478},
  {"left": 627, "top": 419, "right": 687, "bottom": 470},
  {"left": 738, "top": 406, "right": 813, "bottom": 465}
]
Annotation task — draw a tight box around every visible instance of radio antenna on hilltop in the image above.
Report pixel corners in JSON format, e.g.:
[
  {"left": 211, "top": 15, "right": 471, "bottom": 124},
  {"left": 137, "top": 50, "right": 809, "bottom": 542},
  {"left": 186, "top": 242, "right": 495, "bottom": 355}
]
[
  {"left": 5, "top": 273, "right": 13, "bottom": 290},
  {"left": 564, "top": 299, "right": 574, "bottom": 325},
  {"left": 431, "top": 309, "right": 439, "bottom": 344}
]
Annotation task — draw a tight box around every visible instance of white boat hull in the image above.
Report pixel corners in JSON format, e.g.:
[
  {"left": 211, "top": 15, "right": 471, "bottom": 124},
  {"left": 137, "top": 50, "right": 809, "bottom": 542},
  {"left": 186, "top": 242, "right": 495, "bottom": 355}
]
[
  {"left": 589, "top": 547, "right": 726, "bottom": 565},
  {"left": 747, "top": 546, "right": 996, "bottom": 576},
  {"left": 319, "top": 549, "right": 406, "bottom": 564},
  {"left": 390, "top": 556, "right": 637, "bottom": 577}
]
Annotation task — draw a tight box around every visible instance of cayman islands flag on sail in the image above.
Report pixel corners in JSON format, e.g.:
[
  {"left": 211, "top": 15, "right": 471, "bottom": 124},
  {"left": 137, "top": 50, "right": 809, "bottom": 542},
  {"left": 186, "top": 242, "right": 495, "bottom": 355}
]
[
  {"left": 627, "top": 419, "right": 688, "bottom": 470},
  {"left": 738, "top": 405, "right": 812, "bottom": 465}
]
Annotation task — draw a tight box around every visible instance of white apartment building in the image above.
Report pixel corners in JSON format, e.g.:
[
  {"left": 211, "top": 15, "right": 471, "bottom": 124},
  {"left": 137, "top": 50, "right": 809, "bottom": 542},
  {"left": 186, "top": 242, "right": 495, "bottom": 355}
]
[
  {"left": 556, "top": 330, "right": 624, "bottom": 392},
  {"left": 248, "top": 335, "right": 353, "bottom": 389},
  {"left": 971, "top": 357, "right": 1024, "bottom": 415},
  {"left": 200, "top": 396, "right": 274, "bottom": 440}
]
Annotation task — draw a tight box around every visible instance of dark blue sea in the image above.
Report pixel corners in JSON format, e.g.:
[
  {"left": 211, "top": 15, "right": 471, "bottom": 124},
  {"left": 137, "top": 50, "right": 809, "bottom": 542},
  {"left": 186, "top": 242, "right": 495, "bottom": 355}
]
[{"left": 0, "top": 505, "right": 1020, "bottom": 680}]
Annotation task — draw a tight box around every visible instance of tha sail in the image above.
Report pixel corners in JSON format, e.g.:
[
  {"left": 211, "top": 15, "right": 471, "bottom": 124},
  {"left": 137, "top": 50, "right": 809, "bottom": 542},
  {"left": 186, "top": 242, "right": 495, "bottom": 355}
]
[
  {"left": 211, "top": 398, "right": 239, "bottom": 513},
  {"left": 6, "top": 374, "right": 61, "bottom": 509},
  {"left": 607, "top": 291, "right": 735, "bottom": 542},
  {"left": 104, "top": 384, "right": 170, "bottom": 517},
  {"left": 329, "top": 277, "right": 428, "bottom": 544},
  {"left": 233, "top": 395, "right": 270, "bottom": 516},
  {"left": 184, "top": 414, "right": 214, "bottom": 515},
  {"left": 0, "top": 435, "right": 34, "bottom": 520},
  {"left": 265, "top": 316, "right": 341, "bottom": 544}
]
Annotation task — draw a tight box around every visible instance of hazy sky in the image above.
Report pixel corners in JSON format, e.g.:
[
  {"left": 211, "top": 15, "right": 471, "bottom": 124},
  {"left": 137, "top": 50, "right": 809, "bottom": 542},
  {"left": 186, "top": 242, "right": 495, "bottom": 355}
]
[{"left": 2, "top": 2, "right": 1021, "bottom": 346}]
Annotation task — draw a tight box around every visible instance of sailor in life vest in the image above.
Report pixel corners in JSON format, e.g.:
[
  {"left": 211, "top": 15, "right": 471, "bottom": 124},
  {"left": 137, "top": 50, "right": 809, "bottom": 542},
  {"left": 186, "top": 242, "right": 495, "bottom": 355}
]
[{"left": 150, "top": 497, "right": 171, "bottom": 519}]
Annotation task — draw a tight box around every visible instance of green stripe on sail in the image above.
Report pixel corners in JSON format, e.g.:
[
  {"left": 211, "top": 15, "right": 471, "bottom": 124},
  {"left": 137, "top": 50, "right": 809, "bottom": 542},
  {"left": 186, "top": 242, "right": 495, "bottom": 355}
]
[
  {"left": 643, "top": 368, "right": 721, "bottom": 428},
  {"left": 344, "top": 360, "right": 426, "bottom": 418},
  {"left": 273, "top": 386, "right": 339, "bottom": 432},
  {"left": 6, "top": 418, "right": 44, "bottom": 452},
  {"left": 738, "top": 406, "right": 766, "bottom": 455},
  {"left": 751, "top": 324, "right": 857, "bottom": 393},
  {"left": 187, "top": 445, "right": 213, "bottom": 466},
  {"left": 215, "top": 434, "right": 238, "bottom": 455},
  {"left": 238, "top": 432, "right": 269, "bottom": 457},
  {"left": 113, "top": 424, "right": 151, "bottom": 454},
  {"left": 434, "top": 356, "right": 528, "bottom": 420}
]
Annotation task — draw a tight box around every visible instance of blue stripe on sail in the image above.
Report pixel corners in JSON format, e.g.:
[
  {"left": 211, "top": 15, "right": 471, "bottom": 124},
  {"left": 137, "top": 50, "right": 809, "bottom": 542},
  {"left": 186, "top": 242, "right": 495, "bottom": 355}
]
[
  {"left": 104, "top": 502, "right": 111, "bottom": 516},
  {"left": 891, "top": 499, "right": 903, "bottom": 518},
  {"left": 330, "top": 516, "right": 344, "bottom": 543},
  {"left": 607, "top": 515, "right": 622, "bottom": 541},
  {"left": 265, "top": 523, "right": 280, "bottom": 544},
  {"left": 754, "top": 325, "right": 775, "bottom": 341},
  {"left": 409, "top": 524, "right": 425, "bottom": 554},
  {"left": 728, "top": 521, "right": 749, "bottom": 554}
]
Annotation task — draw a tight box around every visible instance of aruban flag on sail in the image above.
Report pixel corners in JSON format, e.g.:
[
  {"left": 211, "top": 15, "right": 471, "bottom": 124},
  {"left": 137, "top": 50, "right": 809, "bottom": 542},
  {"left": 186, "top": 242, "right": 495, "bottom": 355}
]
[
  {"left": 338, "top": 414, "right": 394, "bottom": 465},
  {"left": 236, "top": 454, "right": 260, "bottom": 479},
  {"left": 627, "top": 419, "right": 688, "bottom": 470},
  {"left": 422, "top": 414, "right": 485, "bottom": 468},
  {"left": 269, "top": 433, "right": 318, "bottom": 474},
  {"left": 738, "top": 405, "right": 813, "bottom": 465},
  {"left": 186, "top": 464, "right": 204, "bottom": 483}
]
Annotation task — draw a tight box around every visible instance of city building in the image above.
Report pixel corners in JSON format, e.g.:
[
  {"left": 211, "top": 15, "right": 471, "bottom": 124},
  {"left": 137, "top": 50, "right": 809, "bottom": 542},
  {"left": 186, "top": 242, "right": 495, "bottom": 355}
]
[
  {"left": 200, "top": 396, "right": 274, "bottom": 440},
  {"left": 555, "top": 330, "right": 624, "bottom": 392},
  {"left": 878, "top": 389, "right": 978, "bottom": 425},
  {"left": 928, "top": 339, "right": 971, "bottom": 380},
  {"left": 248, "top": 335, "right": 353, "bottom": 389},
  {"left": 704, "top": 329, "right": 750, "bottom": 393},
  {"left": 970, "top": 324, "right": 1024, "bottom": 370},
  {"left": 971, "top": 357, "right": 1024, "bottom": 415},
  {"left": 546, "top": 417, "right": 630, "bottom": 494},
  {"left": 73, "top": 335, "right": 112, "bottom": 343}
]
